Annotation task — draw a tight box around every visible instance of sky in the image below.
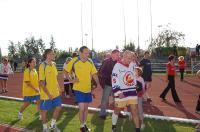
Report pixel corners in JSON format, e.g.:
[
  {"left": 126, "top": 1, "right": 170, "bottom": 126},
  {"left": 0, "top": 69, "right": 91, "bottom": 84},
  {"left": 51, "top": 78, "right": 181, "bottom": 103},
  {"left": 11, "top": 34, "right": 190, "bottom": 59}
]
[{"left": 0, "top": 0, "right": 200, "bottom": 55}]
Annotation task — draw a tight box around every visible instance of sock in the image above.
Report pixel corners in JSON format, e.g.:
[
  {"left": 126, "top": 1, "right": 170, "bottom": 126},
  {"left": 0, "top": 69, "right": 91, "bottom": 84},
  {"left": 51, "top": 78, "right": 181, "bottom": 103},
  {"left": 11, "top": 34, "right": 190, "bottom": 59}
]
[
  {"left": 80, "top": 124, "right": 85, "bottom": 128},
  {"left": 43, "top": 123, "right": 48, "bottom": 129},
  {"left": 84, "top": 122, "right": 86, "bottom": 126},
  {"left": 18, "top": 112, "right": 22, "bottom": 115},
  {"left": 112, "top": 113, "right": 118, "bottom": 125},
  {"left": 135, "top": 128, "right": 140, "bottom": 132},
  {"left": 51, "top": 119, "right": 56, "bottom": 127}
]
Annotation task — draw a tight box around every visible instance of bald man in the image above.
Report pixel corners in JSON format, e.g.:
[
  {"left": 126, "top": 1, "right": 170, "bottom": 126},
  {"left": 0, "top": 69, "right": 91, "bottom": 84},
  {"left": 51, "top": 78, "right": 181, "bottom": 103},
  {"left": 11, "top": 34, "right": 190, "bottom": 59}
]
[{"left": 111, "top": 50, "right": 140, "bottom": 132}]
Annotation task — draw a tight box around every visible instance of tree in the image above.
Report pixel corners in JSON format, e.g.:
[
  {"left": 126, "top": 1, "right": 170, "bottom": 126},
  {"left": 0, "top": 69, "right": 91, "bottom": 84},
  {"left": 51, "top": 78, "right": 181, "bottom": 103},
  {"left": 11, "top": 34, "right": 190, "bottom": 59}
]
[
  {"left": 8, "top": 40, "right": 18, "bottom": 59},
  {"left": 50, "top": 35, "right": 56, "bottom": 51},
  {"left": 148, "top": 24, "right": 185, "bottom": 50},
  {"left": 123, "top": 42, "right": 135, "bottom": 51},
  {"left": 37, "top": 38, "right": 46, "bottom": 55},
  {"left": 0, "top": 47, "right": 2, "bottom": 60}
]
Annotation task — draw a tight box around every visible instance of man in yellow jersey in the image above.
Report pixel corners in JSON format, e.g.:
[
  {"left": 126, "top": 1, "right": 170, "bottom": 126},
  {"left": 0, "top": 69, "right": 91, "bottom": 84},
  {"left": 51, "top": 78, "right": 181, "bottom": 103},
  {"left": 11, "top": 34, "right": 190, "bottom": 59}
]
[
  {"left": 39, "top": 49, "right": 62, "bottom": 132},
  {"left": 64, "top": 46, "right": 102, "bottom": 132}
]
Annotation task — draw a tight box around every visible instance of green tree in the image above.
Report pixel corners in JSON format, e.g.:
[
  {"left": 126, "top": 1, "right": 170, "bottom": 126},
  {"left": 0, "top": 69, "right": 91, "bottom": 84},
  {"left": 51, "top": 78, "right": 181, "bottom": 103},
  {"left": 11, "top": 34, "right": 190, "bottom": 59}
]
[
  {"left": 149, "top": 24, "right": 185, "bottom": 50},
  {"left": 50, "top": 35, "right": 56, "bottom": 51},
  {"left": 8, "top": 40, "right": 18, "bottom": 59},
  {"left": 123, "top": 42, "right": 135, "bottom": 51},
  {"left": 37, "top": 38, "right": 46, "bottom": 55}
]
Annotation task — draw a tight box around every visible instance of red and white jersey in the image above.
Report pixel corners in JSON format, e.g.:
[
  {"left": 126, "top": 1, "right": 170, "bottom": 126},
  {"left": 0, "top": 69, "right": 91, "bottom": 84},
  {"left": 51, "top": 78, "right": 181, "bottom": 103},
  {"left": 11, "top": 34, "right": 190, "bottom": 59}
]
[
  {"left": 0, "top": 63, "right": 13, "bottom": 75},
  {"left": 112, "top": 61, "right": 137, "bottom": 97}
]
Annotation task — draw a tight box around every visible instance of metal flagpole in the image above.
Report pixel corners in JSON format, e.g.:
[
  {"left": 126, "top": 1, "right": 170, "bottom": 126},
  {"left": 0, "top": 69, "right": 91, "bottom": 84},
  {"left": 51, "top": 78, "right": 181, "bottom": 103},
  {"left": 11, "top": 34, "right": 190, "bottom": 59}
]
[
  {"left": 91, "top": 0, "right": 94, "bottom": 50},
  {"left": 150, "top": 0, "right": 153, "bottom": 44},
  {"left": 137, "top": 0, "right": 140, "bottom": 48},
  {"left": 122, "top": 0, "right": 127, "bottom": 46},
  {"left": 81, "top": 1, "right": 84, "bottom": 46}
]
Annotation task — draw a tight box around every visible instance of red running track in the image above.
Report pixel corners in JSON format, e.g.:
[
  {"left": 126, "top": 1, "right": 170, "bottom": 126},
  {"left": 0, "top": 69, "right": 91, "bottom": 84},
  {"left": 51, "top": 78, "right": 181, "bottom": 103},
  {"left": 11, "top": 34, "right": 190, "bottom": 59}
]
[{"left": 0, "top": 73, "right": 200, "bottom": 120}]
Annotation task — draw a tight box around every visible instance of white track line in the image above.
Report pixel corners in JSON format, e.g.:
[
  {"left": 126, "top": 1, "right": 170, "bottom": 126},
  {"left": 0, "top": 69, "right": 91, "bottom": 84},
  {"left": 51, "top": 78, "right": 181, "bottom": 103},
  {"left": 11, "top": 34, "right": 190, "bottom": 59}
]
[{"left": 0, "top": 95, "right": 199, "bottom": 124}]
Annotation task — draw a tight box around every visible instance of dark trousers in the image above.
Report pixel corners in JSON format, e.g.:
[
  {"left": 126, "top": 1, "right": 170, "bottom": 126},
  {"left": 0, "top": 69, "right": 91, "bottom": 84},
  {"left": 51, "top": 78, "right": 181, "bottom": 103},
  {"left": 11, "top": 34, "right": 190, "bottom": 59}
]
[
  {"left": 179, "top": 69, "right": 185, "bottom": 81},
  {"left": 64, "top": 79, "right": 74, "bottom": 95},
  {"left": 196, "top": 95, "right": 200, "bottom": 111},
  {"left": 160, "top": 75, "right": 181, "bottom": 102}
]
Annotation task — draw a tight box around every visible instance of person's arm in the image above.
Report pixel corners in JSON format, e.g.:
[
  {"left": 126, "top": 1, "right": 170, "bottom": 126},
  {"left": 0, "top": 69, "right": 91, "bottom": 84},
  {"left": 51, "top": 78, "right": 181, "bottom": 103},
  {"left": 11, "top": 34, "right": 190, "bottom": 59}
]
[
  {"left": 91, "top": 62, "right": 102, "bottom": 89},
  {"left": 39, "top": 64, "right": 53, "bottom": 99},
  {"left": 63, "top": 59, "right": 79, "bottom": 83}
]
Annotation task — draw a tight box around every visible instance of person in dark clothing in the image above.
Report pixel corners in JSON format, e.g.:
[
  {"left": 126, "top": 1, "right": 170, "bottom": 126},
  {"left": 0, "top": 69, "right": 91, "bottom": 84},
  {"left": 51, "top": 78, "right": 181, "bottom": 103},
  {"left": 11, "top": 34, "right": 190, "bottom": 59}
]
[
  {"left": 140, "top": 51, "right": 152, "bottom": 102},
  {"left": 195, "top": 70, "right": 200, "bottom": 131},
  {"left": 173, "top": 45, "right": 178, "bottom": 56},
  {"left": 99, "top": 49, "right": 120, "bottom": 119},
  {"left": 196, "top": 44, "right": 200, "bottom": 56},
  {"left": 14, "top": 62, "right": 18, "bottom": 72},
  {"left": 160, "top": 55, "right": 181, "bottom": 103}
]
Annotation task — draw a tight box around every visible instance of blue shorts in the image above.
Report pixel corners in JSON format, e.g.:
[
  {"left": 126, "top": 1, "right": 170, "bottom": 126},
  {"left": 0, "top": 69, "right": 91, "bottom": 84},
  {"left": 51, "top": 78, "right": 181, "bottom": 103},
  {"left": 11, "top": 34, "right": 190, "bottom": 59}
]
[
  {"left": 74, "top": 91, "right": 92, "bottom": 103},
  {"left": 23, "top": 95, "right": 40, "bottom": 102},
  {"left": 40, "top": 96, "right": 62, "bottom": 110}
]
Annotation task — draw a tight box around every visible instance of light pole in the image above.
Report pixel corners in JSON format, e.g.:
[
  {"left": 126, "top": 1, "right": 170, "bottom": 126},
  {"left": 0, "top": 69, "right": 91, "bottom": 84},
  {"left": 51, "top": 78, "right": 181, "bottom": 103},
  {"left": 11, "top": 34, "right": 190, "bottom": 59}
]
[
  {"left": 122, "top": 0, "right": 127, "bottom": 46},
  {"left": 150, "top": 0, "right": 153, "bottom": 44},
  {"left": 85, "top": 33, "right": 88, "bottom": 46},
  {"left": 137, "top": 0, "right": 140, "bottom": 49},
  {"left": 90, "top": 0, "right": 94, "bottom": 50},
  {"left": 81, "top": 1, "right": 84, "bottom": 46}
]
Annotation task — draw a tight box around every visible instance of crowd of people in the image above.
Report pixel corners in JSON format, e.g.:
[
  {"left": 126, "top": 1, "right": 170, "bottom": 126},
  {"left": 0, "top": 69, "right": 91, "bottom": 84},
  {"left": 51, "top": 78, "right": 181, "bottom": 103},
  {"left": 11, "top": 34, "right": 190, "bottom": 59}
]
[{"left": 0, "top": 46, "right": 199, "bottom": 132}]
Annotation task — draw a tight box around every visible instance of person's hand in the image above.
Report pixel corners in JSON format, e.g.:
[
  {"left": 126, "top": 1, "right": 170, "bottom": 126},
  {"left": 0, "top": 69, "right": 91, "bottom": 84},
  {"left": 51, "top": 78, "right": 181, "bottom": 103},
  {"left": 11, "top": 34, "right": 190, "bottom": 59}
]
[
  {"left": 118, "top": 93, "right": 125, "bottom": 99},
  {"left": 48, "top": 94, "right": 54, "bottom": 100},
  {"left": 96, "top": 84, "right": 102, "bottom": 89},
  {"left": 70, "top": 78, "right": 79, "bottom": 84},
  {"left": 35, "top": 88, "right": 40, "bottom": 93}
]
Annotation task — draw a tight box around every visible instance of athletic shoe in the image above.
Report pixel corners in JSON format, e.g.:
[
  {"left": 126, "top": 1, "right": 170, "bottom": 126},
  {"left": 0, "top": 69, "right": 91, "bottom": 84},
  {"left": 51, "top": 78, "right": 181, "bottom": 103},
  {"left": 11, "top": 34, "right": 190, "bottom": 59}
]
[
  {"left": 80, "top": 127, "right": 86, "bottom": 132},
  {"left": 39, "top": 115, "right": 42, "bottom": 120},
  {"left": 18, "top": 112, "right": 23, "bottom": 120},
  {"left": 85, "top": 125, "right": 91, "bottom": 132},
  {"left": 50, "top": 124, "right": 61, "bottom": 132},
  {"left": 141, "top": 123, "right": 145, "bottom": 130},
  {"left": 112, "top": 125, "right": 117, "bottom": 132},
  {"left": 43, "top": 128, "right": 49, "bottom": 132},
  {"left": 196, "top": 111, "right": 200, "bottom": 114}
]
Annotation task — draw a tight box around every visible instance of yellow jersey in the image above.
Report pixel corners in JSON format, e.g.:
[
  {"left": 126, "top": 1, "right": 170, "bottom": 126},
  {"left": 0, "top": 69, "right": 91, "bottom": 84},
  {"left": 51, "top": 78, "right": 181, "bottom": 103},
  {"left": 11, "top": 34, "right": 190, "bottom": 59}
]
[
  {"left": 64, "top": 57, "right": 97, "bottom": 93},
  {"left": 39, "top": 62, "right": 60, "bottom": 100},
  {"left": 23, "top": 68, "right": 39, "bottom": 97}
]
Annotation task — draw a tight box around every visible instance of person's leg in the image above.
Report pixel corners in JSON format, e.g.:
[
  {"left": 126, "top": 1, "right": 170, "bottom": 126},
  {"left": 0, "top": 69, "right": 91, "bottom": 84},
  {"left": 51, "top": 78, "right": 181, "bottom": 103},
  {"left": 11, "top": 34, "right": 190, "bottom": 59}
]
[
  {"left": 41, "top": 110, "right": 48, "bottom": 130},
  {"left": 160, "top": 79, "right": 171, "bottom": 99},
  {"left": 180, "top": 69, "right": 184, "bottom": 81},
  {"left": 196, "top": 95, "right": 200, "bottom": 112},
  {"left": 145, "top": 82, "right": 151, "bottom": 101},
  {"left": 19, "top": 102, "right": 31, "bottom": 113},
  {"left": 99, "top": 85, "right": 112, "bottom": 117},
  {"left": 170, "top": 78, "right": 181, "bottom": 102},
  {"left": 0, "top": 79, "right": 3, "bottom": 92},
  {"left": 129, "top": 104, "right": 140, "bottom": 132},
  {"left": 138, "top": 97, "right": 144, "bottom": 128},
  {"left": 79, "top": 103, "right": 85, "bottom": 128},
  {"left": 112, "top": 107, "right": 121, "bottom": 131},
  {"left": 4, "top": 80, "right": 8, "bottom": 92}
]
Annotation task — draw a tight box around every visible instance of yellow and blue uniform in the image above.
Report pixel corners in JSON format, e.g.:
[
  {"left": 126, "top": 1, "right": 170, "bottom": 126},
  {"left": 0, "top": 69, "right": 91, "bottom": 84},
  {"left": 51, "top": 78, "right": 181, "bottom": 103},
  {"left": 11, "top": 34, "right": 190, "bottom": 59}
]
[
  {"left": 64, "top": 57, "right": 97, "bottom": 103},
  {"left": 23, "top": 68, "right": 40, "bottom": 102},
  {"left": 39, "top": 62, "right": 61, "bottom": 110}
]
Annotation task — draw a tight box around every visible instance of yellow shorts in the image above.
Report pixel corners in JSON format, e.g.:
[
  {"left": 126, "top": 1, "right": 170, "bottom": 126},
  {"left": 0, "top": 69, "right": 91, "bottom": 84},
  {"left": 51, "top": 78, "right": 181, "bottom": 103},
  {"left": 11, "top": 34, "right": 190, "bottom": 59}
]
[{"left": 114, "top": 96, "right": 138, "bottom": 108}]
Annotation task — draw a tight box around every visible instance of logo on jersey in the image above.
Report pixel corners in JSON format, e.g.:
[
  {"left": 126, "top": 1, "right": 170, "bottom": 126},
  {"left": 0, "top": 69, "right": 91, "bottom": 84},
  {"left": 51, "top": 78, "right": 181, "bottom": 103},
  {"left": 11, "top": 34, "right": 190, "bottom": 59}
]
[{"left": 123, "top": 71, "right": 134, "bottom": 86}]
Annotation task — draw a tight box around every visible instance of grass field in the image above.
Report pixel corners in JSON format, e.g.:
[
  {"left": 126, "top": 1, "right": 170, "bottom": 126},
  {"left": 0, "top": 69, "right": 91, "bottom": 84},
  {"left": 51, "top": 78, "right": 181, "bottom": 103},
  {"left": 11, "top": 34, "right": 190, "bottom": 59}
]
[{"left": 0, "top": 99, "right": 196, "bottom": 132}]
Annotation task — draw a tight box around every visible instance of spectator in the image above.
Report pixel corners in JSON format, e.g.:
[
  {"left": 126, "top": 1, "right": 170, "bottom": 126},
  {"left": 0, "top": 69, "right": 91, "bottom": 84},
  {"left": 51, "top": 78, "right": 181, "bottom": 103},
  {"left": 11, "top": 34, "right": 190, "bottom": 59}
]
[
  {"left": 196, "top": 44, "right": 199, "bottom": 56},
  {"left": 160, "top": 55, "right": 181, "bottom": 103},
  {"left": 178, "top": 56, "right": 186, "bottom": 82},
  {"left": 140, "top": 51, "right": 152, "bottom": 102}
]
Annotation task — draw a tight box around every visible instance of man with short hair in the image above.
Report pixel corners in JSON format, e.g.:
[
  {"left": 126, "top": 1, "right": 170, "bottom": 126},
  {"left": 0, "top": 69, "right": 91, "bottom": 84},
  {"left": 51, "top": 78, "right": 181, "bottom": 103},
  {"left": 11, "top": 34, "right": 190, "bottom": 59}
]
[
  {"left": 64, "top": 46, "right": 102, "bottom": 132},
  {"left": 111, "top": 50, "right": 140, "bottom": 132},
  {"left": 99, "top": 49, "right": 120, "bottom": 119}
]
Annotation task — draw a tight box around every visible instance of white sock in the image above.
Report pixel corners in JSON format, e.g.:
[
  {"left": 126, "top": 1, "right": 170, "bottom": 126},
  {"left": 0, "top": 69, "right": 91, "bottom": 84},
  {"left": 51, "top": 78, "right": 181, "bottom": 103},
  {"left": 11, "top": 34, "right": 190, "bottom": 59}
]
[
  {"left": 112, "top": 113, "right": 118, "bottom": 125},
  {"left": 43, "top": 123, "right": 48, "bottom": 129},
  {"left": 18, "top": 112, "right": 22, "bottom": 115},
  {"left": 51, "top": 119, "right": 56, "bottom": 126},
  {"left": 80, "top": 124, "right": 85, "bottom": 128}
]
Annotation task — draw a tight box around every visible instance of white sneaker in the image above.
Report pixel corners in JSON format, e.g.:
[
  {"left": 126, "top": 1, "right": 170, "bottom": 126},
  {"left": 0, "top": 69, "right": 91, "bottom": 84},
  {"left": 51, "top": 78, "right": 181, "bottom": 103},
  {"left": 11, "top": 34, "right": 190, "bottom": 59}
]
[
  {"left": 39, "top": 115, "right": 42, "bottom": 120},
  {"left": 18, "top": 112, "right": 23, "bottom": 120},
  {"left": 50, "top": 124, "right": 61, "bottom": 132},
  {"left": 43, "top": 128, "right": 49, "bottom": 132},
  {"left": 141, "top": 123, "right": 145, "bottom": 130}
]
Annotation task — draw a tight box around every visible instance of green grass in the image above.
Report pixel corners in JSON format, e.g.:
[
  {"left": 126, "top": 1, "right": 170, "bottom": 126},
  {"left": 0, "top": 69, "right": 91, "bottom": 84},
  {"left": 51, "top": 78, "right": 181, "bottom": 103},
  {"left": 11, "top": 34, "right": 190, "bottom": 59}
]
[{"left": 0, "top": 99, "right": 196, "bottom": 132}]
